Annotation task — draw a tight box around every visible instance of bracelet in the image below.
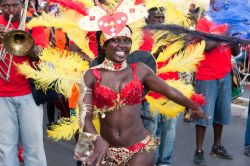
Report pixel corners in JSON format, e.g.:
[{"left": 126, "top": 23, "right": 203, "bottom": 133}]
[
  {"left": 79, "top": 131, "right": 99, "bottom": 141},
  {"left": 74, "top": 132, "right": 99, "bottom": 162}
]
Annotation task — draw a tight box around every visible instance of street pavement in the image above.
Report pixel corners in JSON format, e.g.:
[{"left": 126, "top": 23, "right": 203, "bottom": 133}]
[
  {"left": 172, "top": 116, "right": 249, "bottom": 166},
  {"left": 43, "top": 97, "right": 250, "bottom": 166}
]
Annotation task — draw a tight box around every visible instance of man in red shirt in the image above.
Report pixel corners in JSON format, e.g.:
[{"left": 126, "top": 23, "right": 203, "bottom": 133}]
[
  {"left": 193, "top": 1, "right": 238, "bottom": 165},
  {"left": 0, "top": 0, "right": 47, "bottom": 165}
]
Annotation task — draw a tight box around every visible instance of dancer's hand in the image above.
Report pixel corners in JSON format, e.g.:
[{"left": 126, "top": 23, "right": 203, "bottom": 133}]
[
  {"left": 86, "top": 136, "right": 109, "bottom": 166},
  {"left": 190, "top": 107, "right": 208, "bottom": 119}
]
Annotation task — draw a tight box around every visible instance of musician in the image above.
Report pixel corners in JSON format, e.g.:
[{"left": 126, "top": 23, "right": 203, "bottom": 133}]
[
  {"left": 0, "top": 0, "right": 47, "bottom": 166},
  {"left": 142, "top": 5, "right": 181, "bottom": 166},
  {"left": 193, "top": 0, "right": 239, "bottom": 165}
]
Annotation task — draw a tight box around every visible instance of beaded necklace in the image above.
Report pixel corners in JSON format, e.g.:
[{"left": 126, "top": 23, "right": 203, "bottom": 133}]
[{"left": 99, "top": 58, "right": 127, "bottom": 71}]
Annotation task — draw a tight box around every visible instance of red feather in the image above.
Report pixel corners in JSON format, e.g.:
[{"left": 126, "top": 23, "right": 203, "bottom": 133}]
[
  {"left": 134, "top": 0, "right": 144, "bottom": 5},
  {"left": 140, "top": 30, "right": 154, "bottom": 51},
  {"left": 49, "top": 0, "right": 88, "bottom": 16},
  {"left": 191, "top": 93, "right": 206, "bottom": 106}
]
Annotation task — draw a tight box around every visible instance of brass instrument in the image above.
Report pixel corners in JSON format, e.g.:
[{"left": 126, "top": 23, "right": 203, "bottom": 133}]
[
  {"left": 3, "top": 0, "right": 34, "bottom": 56},
  {"left": 0, "top": 0, "right": 34, "bottom": 81},
  {"left": 3, "top": 29, "right": 34, "bottom": 56},
  {"left": 0, "top": 14, "right": 14, "bottom": 81}
]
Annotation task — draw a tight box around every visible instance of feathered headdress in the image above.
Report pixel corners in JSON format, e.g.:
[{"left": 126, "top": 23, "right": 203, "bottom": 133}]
[{"left": 78, "top": 0, "right": 147, "bottom": 37}]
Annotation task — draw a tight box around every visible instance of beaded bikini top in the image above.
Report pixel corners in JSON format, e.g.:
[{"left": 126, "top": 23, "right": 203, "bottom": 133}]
[{"left": 92, "top": 64, "right": 144, "bottom": 116}]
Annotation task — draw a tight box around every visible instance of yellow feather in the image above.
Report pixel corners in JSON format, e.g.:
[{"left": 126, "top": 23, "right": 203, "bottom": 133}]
[
  {"left": 172, "top": 0, "right": 209, "bottom": 11},
  {"left": 15, "top": 62, "right": 37, "bottom": 78},
  {"left": 64, "top": 27, "right": 95, "bottom": 58},
  {"left": 150, "top": 31, "right": 184, "bottom": 55},
  {"left": 40, "top": 47, "right": 89, "bottom": 73},
  {"left": 33, "top": 65, "right": 77, "bottom": 97},
  {"left": 129, "top": 18, "right": 146, "bottom": 52},
  {"left": 146, "top": 96, "right": 185, "bottom": 118},
  {"left": 27, "top": 11, "right": 95, "bottom": 58},
  {"left": 47, "top": 116, "right": 79, "bottom": 141},
  {"left": 73, "top": 0, "right": 94, "bottom": 8},
  {"left": 159, "top": 41, "right": 205, "bottom": 73},
  {"left": 149, "top": 1, "right": 191, "bottom": 56},
  {"left": 17, "top": 50, "right": 91, "bottom": 141},
  {"left": 27, "top": 11, "right": 80, "bottom": 30},
  {"left": 146, "top": 79, "right": 195, "bottom": 118},
  {"left": 156, "top": 40, "right": 185, "bottom": 62},
  {"left": 165, "top": 1, "right": 190, "bottom": 27},
  {"left": 144, "top": 0, "right": 168, "bottom": 10},
  {"left": 47, "top": 108, "right": 100, "bottom": 141},
  {"left": 144, "top": 0, "right": 190, "bottom": 27},
  {"left": 16, "top": 48, "right": 89, "bottom": 97}
]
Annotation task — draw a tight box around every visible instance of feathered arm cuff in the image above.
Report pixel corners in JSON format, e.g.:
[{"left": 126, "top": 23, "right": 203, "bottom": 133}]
[
  {"left": 78, "top": 74, "right": 94, "bottom": 131},
  {"left": 74, "top": 74, "right": 102, "bottom": 163}
]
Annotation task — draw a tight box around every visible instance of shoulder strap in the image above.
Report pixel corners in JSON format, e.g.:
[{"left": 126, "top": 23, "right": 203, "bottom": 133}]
[
  {"left": 91, "top": 68, "right": 101, "bottom": 81},
  {"left": 130, "top": 63, "right": 137, "bottom": 78}
]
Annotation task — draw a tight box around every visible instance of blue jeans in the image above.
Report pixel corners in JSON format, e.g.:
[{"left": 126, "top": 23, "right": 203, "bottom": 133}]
[
  {"left": 141, "top": 101, "right": 158, "bottom": 136},
  {"left": 0, "top": 94, "right": 47, "bottom": 166},
  {"left": 245, "top": 101, "right": 250, "bottom": 146},
  {"left": 155, "top": 116, "right": 177, "bottom": 166},
  {"left": 193, "top": 73, "right": 232, "bottom": 126},
  {"left": 141, "top": 101, "right": 177, "bottom": 165}
]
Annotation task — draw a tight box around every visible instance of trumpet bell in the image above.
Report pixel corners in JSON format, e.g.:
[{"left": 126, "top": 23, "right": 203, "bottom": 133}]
[{"left": 3, "top": 30, "right": 34, "bottom": 56}]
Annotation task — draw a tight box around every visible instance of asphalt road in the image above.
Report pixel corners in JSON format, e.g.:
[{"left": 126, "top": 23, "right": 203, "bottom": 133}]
[{"left": 43, "top": 111, "right": 250, "bottom": 166}]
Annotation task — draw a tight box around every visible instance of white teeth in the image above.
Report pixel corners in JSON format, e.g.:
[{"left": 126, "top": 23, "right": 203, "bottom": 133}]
[{"left": 116, "top": 51, "right": 125, "bottom": 56}]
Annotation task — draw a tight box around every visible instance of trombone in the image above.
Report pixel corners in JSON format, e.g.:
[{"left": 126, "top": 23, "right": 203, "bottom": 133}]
[
  {"left": 0, "top": 14, "right": 14, "bottom": 81},
  {"left": 0, "top": 0, "right": 34, "bottom": 81},
  {"left": 0, "top": 14, "right": 13, "bottom": 60}
]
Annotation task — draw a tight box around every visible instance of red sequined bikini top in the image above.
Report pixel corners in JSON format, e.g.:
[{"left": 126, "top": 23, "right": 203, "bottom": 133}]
[{"left": 92, "top": 64, "right": 144, "bottom": 114}]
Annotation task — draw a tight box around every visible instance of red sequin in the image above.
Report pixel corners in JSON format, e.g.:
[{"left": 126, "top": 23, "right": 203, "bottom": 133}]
[
  {"left": 93, "top": 64, "right": 144, "bottom": 112},
  {"left": 114, "top": 63, "right": 122, "bottom": 70}
]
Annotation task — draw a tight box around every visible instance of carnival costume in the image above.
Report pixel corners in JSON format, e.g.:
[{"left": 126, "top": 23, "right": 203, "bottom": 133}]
[
  {"left": 79, "top": 58, "right": 160, "bottom": 165},
  {"left": 16, "top": 1, "right": 205, "bottom": 163},
  {"left": 17, "top": 0, "right": 145, "bottom": 141}
]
